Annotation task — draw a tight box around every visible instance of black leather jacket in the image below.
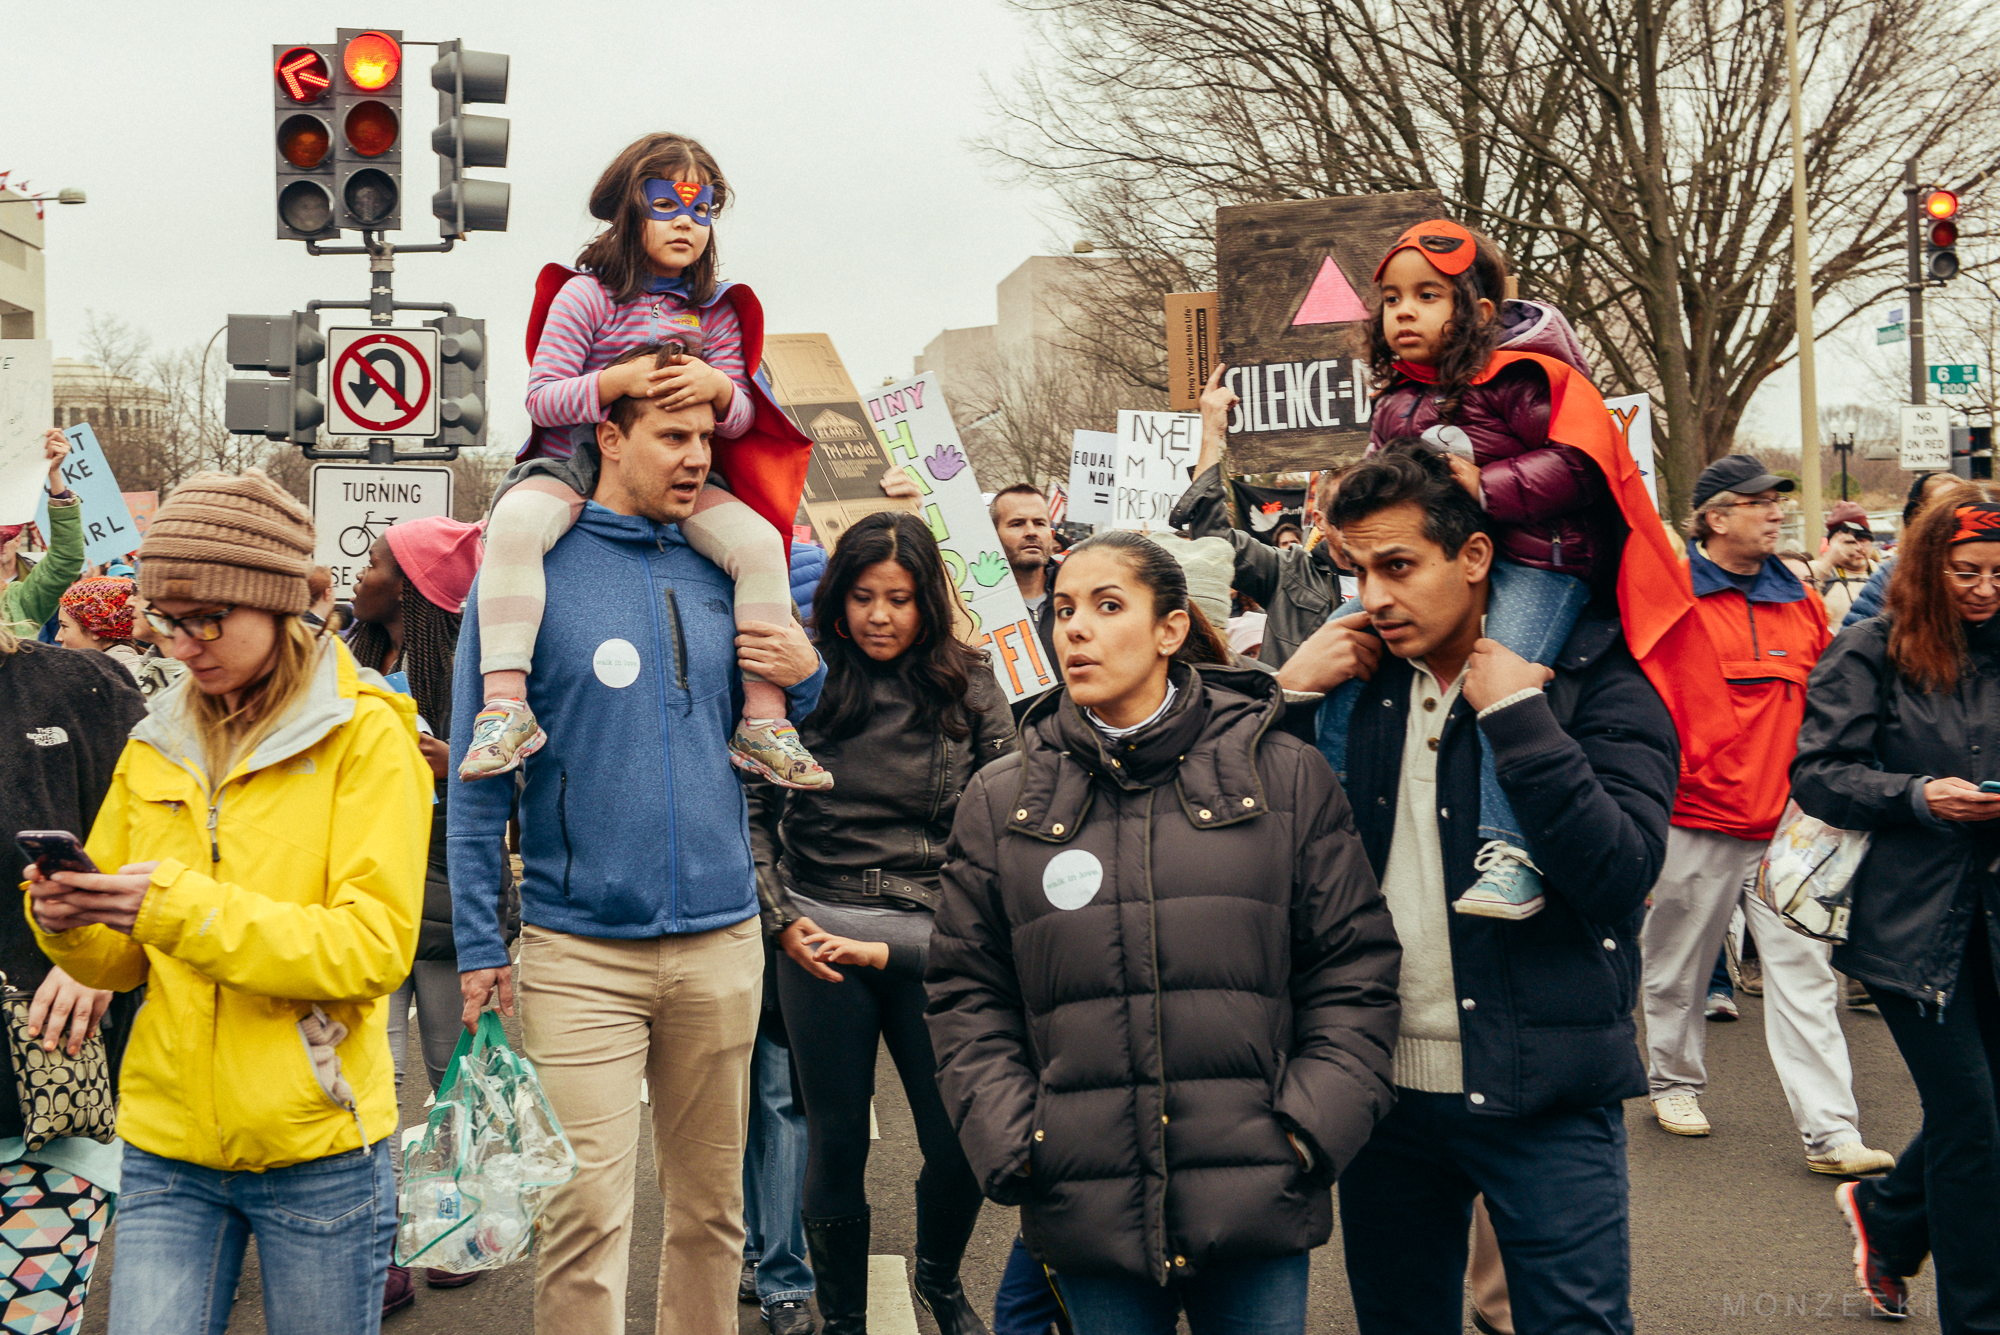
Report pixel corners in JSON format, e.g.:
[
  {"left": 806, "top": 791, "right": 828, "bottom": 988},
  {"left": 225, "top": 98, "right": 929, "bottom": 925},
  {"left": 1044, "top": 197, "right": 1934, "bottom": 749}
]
[
  {"left": 1171, "top": 463, "right": 1340, "bottom": 668},
  {"left": 748, "top": 658, "right": 1017, "bottom": 935}
]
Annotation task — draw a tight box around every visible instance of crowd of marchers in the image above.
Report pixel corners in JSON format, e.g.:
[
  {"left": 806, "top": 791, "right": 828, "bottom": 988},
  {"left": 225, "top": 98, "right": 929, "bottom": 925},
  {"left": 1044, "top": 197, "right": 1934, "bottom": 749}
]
[{"left": 2, "top": 132, "right": 1997, "bottom": 1335}]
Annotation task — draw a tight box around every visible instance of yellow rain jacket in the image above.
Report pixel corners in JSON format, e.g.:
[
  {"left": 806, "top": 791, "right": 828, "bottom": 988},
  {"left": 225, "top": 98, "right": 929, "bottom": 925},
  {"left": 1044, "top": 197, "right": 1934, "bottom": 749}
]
[{"left": 28, "top": 638, "right": 431, "bottom": 1172}]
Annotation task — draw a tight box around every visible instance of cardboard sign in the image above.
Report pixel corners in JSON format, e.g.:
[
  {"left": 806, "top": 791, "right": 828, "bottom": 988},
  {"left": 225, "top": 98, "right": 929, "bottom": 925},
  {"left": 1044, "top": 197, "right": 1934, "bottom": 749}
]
[
  {"left": 1164, "top": 292, "right": 1221, "bottom": 411},
  {"left": 1110, "top": 411, "right": 1199, "bottom": 532},
  {"left": 762, "top": 333, "right": 914, "bottom": 545},
  {"left": 867, "top": 373, "right": 1054, "bottom": 703},
  {"left": 1067, "top": 429, "right": 1117, "bottom": 526},
  {"left": 0, "top": 340, "right": 53, "bottom": 526},
  {"left": 1604, "top": 394, "right": 1659, "bottom": 512},
  {"left": 33, "top": 424, "right": 141, "bottom": 563},
  {"left": 1216, "top": 190, "right": 1445, "bottom": 472}
]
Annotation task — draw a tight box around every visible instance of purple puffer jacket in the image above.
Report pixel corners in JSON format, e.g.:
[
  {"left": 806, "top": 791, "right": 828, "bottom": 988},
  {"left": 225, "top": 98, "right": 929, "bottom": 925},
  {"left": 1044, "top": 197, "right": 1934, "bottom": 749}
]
[{"left": 1368, "top": 300, "right": 1618, "bottom": 583}]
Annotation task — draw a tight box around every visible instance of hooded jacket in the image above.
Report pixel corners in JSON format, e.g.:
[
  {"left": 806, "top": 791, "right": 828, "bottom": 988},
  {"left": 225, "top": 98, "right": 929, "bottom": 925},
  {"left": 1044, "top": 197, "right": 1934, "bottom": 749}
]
[
  {"left": 1369, "top": 301, "right": 1616, "bottom": 581},
  {"left": 28, "top": 638, "right": 432, "bottom": 1172},
  {"left": 1791, "top": 615, "right": 2000, "bottom": 1006},
  {"left": 447, "top": 502, "right": 826, "bottom": 972},
  {"left": 925, "top": 665, "right": 1400, "bottom": 1283},
  {"left": 1671, "top": 547, "right": 1830, "bottom": 841}
]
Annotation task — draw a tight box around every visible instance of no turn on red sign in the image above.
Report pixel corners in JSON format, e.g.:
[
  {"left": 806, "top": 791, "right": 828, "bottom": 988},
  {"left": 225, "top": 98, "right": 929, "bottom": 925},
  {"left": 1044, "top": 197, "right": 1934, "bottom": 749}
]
[{"left": 326, "top": 327, "right": 440, "bottom": 438}]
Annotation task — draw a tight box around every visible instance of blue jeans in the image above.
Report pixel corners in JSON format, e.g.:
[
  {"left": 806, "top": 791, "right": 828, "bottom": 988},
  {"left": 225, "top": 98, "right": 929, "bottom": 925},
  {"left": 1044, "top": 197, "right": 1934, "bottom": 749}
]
[
  {"left": 742, "top": 1033, "right": 813, "bottom": 1309},
  {"left": 994, "top": 1233, "right": 1065, "bottom": 1335},
  {"left": 1055, "top": 1253, "right": 1310, "bottom": 1335},
  {"left": 107, "top": 1139, "right": 397, "bottom": 1335},
  {"left": 1339, "top": 1090, "right": 1632, "bottom": 1335},
  {"left": 1316, "top": 561, "right": 1589, "bottom": 848}
]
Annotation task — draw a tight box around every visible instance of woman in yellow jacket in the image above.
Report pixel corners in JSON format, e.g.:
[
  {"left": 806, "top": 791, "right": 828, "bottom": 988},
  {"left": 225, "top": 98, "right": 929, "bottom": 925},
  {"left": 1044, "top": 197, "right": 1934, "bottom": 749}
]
[{"left": 24, "top": 471, "right": 431, "bottom": 1335}]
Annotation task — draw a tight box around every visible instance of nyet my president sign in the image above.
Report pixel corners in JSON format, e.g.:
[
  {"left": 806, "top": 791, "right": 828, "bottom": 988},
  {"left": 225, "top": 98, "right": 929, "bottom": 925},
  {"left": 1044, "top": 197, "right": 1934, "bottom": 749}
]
[
  {"left": 1109, "top": 410, "right": 1199, "bottom": 532},
  {"left": 867, "top": 373, "right": 1053, "bottom": 703},
  {"left": 1215, "top": 189, "right": 1445, "bottom": 473}
]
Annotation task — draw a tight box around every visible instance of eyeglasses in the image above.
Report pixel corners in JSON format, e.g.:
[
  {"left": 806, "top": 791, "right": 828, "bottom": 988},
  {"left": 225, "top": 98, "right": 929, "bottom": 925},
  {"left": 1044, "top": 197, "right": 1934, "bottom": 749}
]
[
  {"left": 1945, "top": 568, "right": 2000, "bottom": 589},
  {"left": 1714, "top": 496, "right": 1787, "bottom": 513},
  {"left": 141, "top": 605, "right": 237, "bottom": 642}
]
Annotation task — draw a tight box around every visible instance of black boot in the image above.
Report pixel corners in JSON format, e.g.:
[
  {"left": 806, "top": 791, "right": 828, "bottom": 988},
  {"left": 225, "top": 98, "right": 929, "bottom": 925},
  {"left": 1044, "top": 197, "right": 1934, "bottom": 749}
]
[
  {"left": 803, "top": 1209, "right": 870, "bottom": 1335},
  {"left": 912, "top": 1188, "right": 989, "bottom": 1335}
]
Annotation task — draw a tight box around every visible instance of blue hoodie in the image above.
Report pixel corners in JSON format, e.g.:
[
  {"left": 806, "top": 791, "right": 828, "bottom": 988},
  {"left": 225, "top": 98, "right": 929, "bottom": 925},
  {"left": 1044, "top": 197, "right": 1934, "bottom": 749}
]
[{"left": 447, "top": 503, "right": 825, "bottom": 972}]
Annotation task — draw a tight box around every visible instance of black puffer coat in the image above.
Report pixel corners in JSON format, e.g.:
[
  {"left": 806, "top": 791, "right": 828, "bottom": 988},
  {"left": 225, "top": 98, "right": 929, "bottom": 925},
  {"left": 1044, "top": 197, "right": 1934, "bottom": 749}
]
[
  {"left": 925, "top": 664, "right": 1400, "bottom": 1284},
  {"left": 1791, "top": 615, "right": 2000, "bottom": 1005}
]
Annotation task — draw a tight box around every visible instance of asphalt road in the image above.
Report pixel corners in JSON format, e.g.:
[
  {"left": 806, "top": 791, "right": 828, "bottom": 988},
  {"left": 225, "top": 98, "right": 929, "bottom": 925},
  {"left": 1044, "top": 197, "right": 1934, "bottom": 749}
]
[{"left": 77, "top": 988, "right": 1930, "bottom": 1334}]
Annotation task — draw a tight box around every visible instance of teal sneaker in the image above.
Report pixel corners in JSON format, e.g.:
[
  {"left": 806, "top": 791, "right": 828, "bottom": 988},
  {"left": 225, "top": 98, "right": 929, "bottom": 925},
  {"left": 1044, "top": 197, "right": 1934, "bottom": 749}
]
[{"left": 1454, "top": 841, "right": 1547, "bottom": 920}]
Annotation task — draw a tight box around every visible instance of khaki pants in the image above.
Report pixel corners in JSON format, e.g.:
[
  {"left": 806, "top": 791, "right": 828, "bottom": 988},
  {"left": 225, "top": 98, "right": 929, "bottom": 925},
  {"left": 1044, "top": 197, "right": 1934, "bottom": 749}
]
[{"left": 519, "top": 918, "right": 763, "bottom": 1335}]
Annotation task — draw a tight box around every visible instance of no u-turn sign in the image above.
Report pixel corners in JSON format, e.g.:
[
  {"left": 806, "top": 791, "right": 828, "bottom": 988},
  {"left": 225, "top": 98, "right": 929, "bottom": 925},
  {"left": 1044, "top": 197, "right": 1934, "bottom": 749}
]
[{"left": 327, "top": 327, "right": 440, "bottom": 438}]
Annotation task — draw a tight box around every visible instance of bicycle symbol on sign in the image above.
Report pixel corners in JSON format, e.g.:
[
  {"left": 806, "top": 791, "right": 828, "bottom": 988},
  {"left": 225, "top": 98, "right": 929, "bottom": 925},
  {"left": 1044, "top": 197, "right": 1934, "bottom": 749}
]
[{"left": 338, "top": 511, "right": 398, "bottom": 558}]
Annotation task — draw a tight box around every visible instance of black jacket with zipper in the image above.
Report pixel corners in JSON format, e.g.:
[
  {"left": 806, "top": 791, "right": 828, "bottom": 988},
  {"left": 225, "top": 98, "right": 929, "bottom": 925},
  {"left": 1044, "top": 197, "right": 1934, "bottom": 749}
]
[
  {"left": 748, "top": 658, "right": 1017, "bottom": 963},
  {"left": 1791, "top": 614, "right": 2000, "bottom": 1006},
  {"left": 1341, "top": 612, "right": 1679, "bottom": 1118},
  {"left": 1170, "top": 463, "right": 1341, "bottom": 668},
  {"left": 925, "top": 663, "right": 1400, "bottom": 1284}
]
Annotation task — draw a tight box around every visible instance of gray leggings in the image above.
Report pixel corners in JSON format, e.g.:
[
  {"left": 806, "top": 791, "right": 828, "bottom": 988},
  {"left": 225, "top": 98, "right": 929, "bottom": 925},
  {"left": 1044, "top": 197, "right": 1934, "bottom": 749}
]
[{"left": 386, "top": 959, "right": 465, "bottom": 1095}]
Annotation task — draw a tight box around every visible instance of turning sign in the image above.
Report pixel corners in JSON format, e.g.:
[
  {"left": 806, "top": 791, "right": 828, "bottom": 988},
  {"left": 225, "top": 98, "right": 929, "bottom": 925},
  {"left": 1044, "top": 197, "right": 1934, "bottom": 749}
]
[{"left": 327, "top": 327, "right": 440, "bottom": 438}]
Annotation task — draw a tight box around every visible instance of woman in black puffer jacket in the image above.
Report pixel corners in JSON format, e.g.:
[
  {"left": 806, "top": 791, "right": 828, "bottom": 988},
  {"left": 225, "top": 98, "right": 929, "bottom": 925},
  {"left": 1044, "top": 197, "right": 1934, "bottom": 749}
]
[
  {"left": 752, "top": 511, "right": 1015, "bottom": 1335},
  {"left": 926, "top": 530, "right": 1400, "bottom": 1332},
  {"left": 1791, "top": 483, "right": 2000, "bottom": 1334}
]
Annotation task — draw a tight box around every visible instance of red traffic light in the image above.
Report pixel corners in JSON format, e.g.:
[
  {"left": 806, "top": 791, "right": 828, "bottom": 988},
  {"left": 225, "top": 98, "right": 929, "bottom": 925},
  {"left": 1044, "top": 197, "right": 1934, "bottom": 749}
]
[
  {"left": 275, "top": 47, "right": 331, "bottom": 103},
  {"left": 343, "top": 32, "right": 400, "bottom": 91},
  {"left": 277, "top": 114, "right": 331, "bottom": 170},
  {"left": 1931, "top": 219, "right": 1959, "bottom": 249},
  {"left": 343, "top": 101, "right": 399, "bottom": 157},
  {"left": 1926, "top": 188, "right": 1960, "bottom": 221}
]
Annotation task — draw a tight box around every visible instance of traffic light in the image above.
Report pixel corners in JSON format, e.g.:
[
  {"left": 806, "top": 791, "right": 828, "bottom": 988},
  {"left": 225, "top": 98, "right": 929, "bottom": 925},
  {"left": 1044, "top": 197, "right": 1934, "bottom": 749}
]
[
  {"left": 431, "top": 42, "right": 511, "bottom": 237},
  {"left": 332, "top": 28, "right": 403, "bottom": 231},
  {"left": 1925, "top": 188, "right": 1960, "bottom": 282},
  {"left": 428, "top": 315, "right": 488, "bottom": 451},
  {"left": 273, "top": 44, "right": 338, "bottom": 240},
  {"left": 224, "top": 313, "right": 326, "bottom": 446}
]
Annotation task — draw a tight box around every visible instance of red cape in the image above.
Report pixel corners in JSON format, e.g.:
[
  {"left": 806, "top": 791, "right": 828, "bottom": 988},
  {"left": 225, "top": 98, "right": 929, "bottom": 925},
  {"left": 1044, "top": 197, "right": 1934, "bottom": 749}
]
[
  {"left": 518, "top": 263, "right": 813, "bottom": 549},
  {"left": 1479, "top": 350, "right": 1721, "bottom": 772}
]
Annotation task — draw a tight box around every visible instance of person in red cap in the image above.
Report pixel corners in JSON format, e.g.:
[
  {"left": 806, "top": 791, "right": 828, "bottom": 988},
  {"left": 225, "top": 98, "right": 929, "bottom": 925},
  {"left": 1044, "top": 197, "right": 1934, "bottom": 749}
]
[
  {"left": 345, "top": 514, "right": 513, "bottom": 1317},
  {"left": 1811, "top": 500, "right": 1881, "bottom": 630}
]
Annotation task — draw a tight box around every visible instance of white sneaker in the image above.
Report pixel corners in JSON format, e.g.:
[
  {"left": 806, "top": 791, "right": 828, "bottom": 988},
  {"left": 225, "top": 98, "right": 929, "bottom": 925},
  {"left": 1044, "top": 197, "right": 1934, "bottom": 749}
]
[
  {"left": 1807, "top": 1142, "right": 1895, "bottom": 1178},
  {"left": 1454, "top": 841, "right": 1547, "bottom": 920},
  {"left": 1654, "top": 1094, "right": 1711, "bottom": 1136}
]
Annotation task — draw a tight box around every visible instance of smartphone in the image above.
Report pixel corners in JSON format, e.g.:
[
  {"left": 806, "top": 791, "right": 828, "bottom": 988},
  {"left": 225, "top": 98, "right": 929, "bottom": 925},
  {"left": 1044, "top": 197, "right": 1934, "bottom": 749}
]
[
  {"left": 1980, "top": 781, "right": 2000, "bottom": 795},
  {"left": 15, "top": 831, "right": 98, "bottom": 877}
]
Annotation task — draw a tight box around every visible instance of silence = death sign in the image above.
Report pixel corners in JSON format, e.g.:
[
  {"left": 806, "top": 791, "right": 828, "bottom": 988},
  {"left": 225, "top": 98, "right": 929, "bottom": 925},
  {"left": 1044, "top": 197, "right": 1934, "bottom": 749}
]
[{"left": 326, "top": 327, "right": 440, "bottom": 438}]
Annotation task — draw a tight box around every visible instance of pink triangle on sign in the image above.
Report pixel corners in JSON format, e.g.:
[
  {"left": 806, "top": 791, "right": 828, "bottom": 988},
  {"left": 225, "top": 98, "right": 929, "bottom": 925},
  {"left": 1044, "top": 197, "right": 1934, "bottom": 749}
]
[{"left": 1292, "top": 255, "right": 1371, "bottom": 325}]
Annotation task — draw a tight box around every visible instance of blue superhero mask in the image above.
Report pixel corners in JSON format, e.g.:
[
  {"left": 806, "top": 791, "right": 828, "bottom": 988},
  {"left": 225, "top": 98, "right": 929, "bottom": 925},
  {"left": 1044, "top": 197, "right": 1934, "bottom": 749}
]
[{"left": 643, "top": 179, "right": 715, "bottom": 226}]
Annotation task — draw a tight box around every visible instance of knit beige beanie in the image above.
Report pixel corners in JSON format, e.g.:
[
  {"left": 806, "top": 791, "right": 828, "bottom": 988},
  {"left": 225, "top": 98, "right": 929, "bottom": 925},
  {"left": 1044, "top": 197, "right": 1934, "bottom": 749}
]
[{"left": 140, "top": 469, "right": 315, "bottom": 615}]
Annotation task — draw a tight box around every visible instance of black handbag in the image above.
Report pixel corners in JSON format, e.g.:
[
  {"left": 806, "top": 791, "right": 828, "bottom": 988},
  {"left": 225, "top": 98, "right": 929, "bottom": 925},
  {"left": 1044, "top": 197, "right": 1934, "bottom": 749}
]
[{"left": 0, "top": 973, "right": 117, "bottom": 1151}]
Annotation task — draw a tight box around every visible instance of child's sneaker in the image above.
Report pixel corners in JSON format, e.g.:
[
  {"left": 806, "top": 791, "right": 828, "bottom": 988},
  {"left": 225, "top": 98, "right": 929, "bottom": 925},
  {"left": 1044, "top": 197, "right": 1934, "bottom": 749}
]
[
  {"left": 730, "top": 719, "right": 834, "bottom": 791},
  {"left": 459, "top": 698, "right": 546, "bottom": 780},
  {"left": 1454, "top": 841, "right": 1547, "bottom": 919}
]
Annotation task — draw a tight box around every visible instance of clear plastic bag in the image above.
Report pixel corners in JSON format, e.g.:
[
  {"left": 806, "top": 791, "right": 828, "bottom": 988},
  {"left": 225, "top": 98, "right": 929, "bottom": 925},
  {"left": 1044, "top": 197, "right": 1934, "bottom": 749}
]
[
  {"left": 1754, "top": 799, "right": 1869, "bottom": 944},
  {"left": 395, "top": 1011, "right": 576, "bottom": 1272}
]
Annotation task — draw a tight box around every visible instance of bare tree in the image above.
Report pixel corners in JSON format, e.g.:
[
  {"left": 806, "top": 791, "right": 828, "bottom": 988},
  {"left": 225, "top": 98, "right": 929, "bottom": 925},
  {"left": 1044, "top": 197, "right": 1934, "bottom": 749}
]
[
  {"left": 986, "top": 0, "right": 2000, "bottom": 516},
  {"left": 954, "top": 345, "right": 1159, "bottom": 489}
]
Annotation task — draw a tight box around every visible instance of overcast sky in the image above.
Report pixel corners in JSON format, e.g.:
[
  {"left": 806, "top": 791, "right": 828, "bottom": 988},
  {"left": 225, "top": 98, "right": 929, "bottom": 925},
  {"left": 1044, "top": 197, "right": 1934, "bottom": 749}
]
[
  {"left": 4, "top": 0, "right": 1909, "bottom": 464},
  {"left": 5, "top": 0, "right": 1060, "bottom": 450}
]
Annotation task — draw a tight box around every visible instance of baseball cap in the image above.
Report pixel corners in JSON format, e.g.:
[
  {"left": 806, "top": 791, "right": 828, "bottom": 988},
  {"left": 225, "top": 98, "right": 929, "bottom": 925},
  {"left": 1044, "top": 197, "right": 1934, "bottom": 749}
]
[
  {"left": 1374, "top": 219, "right": 1480, "bottom": 284},
  {"left": 1825, "top": 500, "right": 1873, "bottom": 540},
  {"left": 1692, "top": 455, "right": 1795, "bottom": 510}
]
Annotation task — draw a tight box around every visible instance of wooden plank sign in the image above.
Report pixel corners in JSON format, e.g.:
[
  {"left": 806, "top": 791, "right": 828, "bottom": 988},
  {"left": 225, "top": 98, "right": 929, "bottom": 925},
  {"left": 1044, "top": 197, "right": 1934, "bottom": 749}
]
[{"left": 1215, "top": 190, "right": 1445, "bottom": 472}]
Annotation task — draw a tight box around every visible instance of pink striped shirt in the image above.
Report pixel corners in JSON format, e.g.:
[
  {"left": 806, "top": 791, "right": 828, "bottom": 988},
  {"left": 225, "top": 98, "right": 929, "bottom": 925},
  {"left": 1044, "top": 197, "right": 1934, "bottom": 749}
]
[{"left": 525, "top": 273, "right": 757, "bottom": 459}]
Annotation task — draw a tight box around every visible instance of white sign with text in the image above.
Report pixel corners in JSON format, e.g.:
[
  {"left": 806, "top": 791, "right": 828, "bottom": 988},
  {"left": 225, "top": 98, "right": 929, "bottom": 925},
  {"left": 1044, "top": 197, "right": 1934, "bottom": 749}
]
[
  {"left": 0, "top": 341, "right": 54, "bottom": 526},
  {"left": 309, "top": 464, "right": 454, "bottom": 598},
  {"left": 1110, "top": 411, "right": 1200, "bottom": 532}
]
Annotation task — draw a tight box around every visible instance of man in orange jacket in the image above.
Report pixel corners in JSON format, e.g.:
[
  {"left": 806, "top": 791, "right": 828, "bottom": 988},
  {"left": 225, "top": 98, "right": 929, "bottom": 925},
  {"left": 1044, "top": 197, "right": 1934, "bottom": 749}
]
[{"left": 1639, "top": 455, "right": 1893, "bottom": 1177}]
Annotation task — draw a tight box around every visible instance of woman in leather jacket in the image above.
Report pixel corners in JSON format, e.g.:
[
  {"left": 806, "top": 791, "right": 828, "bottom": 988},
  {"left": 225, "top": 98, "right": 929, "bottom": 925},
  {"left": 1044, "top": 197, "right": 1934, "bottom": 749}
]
[{"left": 749, "top": 511, "right": 1015, "bottom": 1335}]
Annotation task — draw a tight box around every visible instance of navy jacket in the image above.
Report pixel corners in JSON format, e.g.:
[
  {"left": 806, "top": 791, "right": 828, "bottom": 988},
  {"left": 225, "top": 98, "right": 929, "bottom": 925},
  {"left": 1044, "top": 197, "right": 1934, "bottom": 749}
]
[
  {"left": 1336, "top": 612, "right": 1678, "bottom": 1117},
  {"left": 448, "top": 503, "right": 825, "bottom": 971}
]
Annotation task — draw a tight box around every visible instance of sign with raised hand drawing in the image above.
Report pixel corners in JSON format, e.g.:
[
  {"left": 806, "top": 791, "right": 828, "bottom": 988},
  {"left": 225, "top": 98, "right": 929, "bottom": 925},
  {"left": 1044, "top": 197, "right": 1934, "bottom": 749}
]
[{"left": 866, "top": 372, "right": 1054, "bottom": 704}]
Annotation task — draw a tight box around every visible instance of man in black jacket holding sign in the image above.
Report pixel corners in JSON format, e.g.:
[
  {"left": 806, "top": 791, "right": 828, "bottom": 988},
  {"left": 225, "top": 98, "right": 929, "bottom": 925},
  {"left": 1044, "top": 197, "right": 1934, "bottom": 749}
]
[{"left": 1285, "top": 448, "right": 1678, "bottom": 1335}]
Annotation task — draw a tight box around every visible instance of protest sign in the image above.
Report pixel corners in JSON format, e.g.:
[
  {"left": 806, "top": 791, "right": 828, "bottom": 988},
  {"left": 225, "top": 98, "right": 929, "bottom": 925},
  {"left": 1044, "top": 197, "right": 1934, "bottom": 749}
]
[
  {"left": 34, "top": 424, "right": 140, "bottom": 564},
  {"left": 1110, "top": 410, "right": 1199, "bottom": 532},
  {"left": 1215, "top": 190, "right": 1444, "bottom": 472},
  {"left": 867, "top": 373, "right": 1054, "bottom": 703},
  {"left": 1164, "top": 292, "right": 1221, "bottom": 411},
  {"left": 1231, "top": 478, "right": 1307, "bottom": 543},
  {"left": 762, "top": 333, "right": 913, "bottom": 545},
  {"left": 0, "top": 341, "right": 53, "bottom": 526},
  {"left": 122, "top": 491, "right": 159, "bottom": 535},
  {"left": 1067, "top": 429, "right": 1116, "bottom": 527},
  {"left": 1604, "top": 394, "right": 1659, "bottom": 511}
]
